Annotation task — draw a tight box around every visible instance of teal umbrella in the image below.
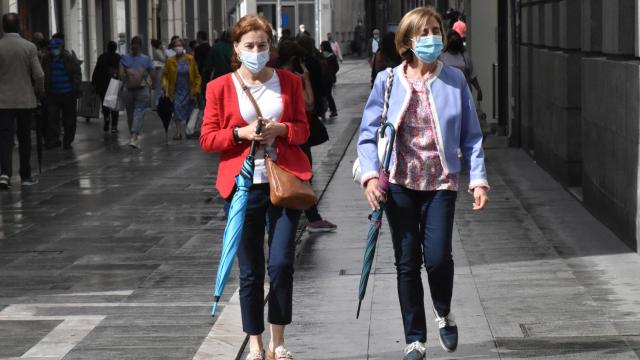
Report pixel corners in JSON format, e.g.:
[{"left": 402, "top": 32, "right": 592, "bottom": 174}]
[
  {"left": 357, "top": 123, "right": 395, "bottom": 319},
  {"left": 211, "top": 121, "right": 262, "bottom": 318}
]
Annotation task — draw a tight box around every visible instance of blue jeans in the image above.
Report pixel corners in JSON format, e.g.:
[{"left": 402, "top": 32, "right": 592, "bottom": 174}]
[
  {"left": 385, "top": 184, "right": 457, "bottom": 344},
  {"left": 124, "top": 87, "right": 149, "bottom": 135},
  {"left": 226, "top": 184, "right": 301, "bottom": 335}
]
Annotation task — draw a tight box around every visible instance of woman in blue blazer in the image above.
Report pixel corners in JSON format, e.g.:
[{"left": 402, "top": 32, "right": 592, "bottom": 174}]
[{"left": 357, "top": 7, "right": 489, "bottom": 360}]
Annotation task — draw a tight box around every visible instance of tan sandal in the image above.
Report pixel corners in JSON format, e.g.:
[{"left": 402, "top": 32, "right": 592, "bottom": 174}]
[
  {"left": 267, "top": 345, "right": 294, "bottom": 360},
  {"left": 246, "top": 350, "right": 265, "bottom": 360}
]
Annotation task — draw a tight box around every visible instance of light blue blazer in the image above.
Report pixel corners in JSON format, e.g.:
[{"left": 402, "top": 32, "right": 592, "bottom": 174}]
[{"left": 357, "top": 61, "right": 489, "bottom": 191}]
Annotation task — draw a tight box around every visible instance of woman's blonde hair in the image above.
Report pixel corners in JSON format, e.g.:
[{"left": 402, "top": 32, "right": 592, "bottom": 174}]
[{"left": 395, "top": 7, "right": 447, "bottom": 63}]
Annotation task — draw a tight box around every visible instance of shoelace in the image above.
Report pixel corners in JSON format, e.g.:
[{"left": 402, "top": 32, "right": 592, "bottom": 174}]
[
  {"left": 274, "top": 346, "right": 294, "bottom": 359},
  {"left": 434, "top": 312, "right": 456, "bottom": 329},
  {"left": 404, "top": 341, "right": 426, "bottom": 355}
]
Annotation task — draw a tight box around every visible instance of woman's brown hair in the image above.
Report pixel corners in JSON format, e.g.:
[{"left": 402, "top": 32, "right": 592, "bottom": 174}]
[
  {"left": 231, "top": 15, "right": 274, "bottom": 70},
  {"left": 395, "top": 7, "right": 447, "bottom": 63}
]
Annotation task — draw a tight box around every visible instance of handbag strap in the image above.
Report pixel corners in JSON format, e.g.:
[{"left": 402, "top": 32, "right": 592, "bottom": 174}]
[
  {"left": 380, "top": 67, "right": 394, "bottom": 126},
  {"left": 234, "top": 71, "right": 264, "bottom": 120}
]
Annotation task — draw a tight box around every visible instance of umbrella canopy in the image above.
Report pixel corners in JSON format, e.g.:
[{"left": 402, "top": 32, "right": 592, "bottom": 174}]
[
  {"left": 157, "top": 96, "right": 173, "bottom": 134},
  {"left": 211, "top": 121, "right": 263, "bottom": 318},
  {"left": 356, "top": 123, "right": 395, "bottom": 319}
]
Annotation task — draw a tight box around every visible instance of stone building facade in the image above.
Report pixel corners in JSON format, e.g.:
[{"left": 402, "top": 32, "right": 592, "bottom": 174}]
[{"left": 518, "top": 0, "right": 640, "bottom": 251}]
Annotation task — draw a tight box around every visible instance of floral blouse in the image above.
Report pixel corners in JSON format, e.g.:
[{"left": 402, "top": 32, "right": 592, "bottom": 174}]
[{"left": 390, "top": 78, "right": 459, "bottom": 191}]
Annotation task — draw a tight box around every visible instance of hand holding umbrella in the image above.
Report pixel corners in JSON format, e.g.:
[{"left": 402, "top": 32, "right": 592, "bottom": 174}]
[
  {"left": 211, "top": 119, "right": 264, "bottom": 318},
  {"left": 356, "top": 122, "right": 395, "bottom": 319}
]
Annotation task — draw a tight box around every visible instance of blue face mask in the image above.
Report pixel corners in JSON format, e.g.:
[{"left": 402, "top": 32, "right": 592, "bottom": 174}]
[
  {"left": 239, "top": 50, "right": 270, "bottom": 74},
  {"left": 412, "top": 35, "right": 443, "bottom": 64}
]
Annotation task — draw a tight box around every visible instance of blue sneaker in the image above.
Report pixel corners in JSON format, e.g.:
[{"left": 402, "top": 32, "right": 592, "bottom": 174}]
[
  {"left": 435, "top": 311, "right": 458, "bottom": 352},
  {"left": 402, "top": 341, "right": 426, "bottom": 360}
]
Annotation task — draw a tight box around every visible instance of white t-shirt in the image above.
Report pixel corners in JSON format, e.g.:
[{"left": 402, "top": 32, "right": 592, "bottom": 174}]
[{"left": 232, "top": 70, "right": 284, "bottom": 184}]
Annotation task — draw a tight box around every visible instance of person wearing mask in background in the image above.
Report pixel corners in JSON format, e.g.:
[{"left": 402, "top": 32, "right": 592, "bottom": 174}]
[
  {"left": 151, "top": 39, "right": 167, "bottom": 108},
  {"left": 165, "top": 35, "right": 180, "bottom": 58},
  {"left": 0, "top": 13, "right": 44, "bottom": 189},
  {"left": 119, "top": 36, "right": 154, "bottom": 149},
  {"left": 92, "top": 41, "right": 121, "bottom": 133},
  {"left": 370, "top": 31, "right": 402, "bottom": 87},
  {"left": 440, "top": 30, "right": 482, "bottom": 102},
  {"left": 367, "top": 29, "right": 381, "bottom": 67},
  {"left": 200, "top": 15, "right": 312, "bottom": 360},
  {"left": 296, "top": 24, "right": 306, "bottom": 39},
  {"left": 276, "top": 40, "right": 314, "bottom": 112},
  {"left": 319, "top": 41, "right": 340, "bottom": 118},
  {"left": 42, "top": 37, "right": 81, "bottom": 150},
  {"left": 203, "top": 30, "right": 233, "bottom": 82},
  {"left": 162, "top": 38, "right": 201, "bottom": 141},
  {"left": 326, "top": 32, "right": 343, "bottom": 62},
  {"left": 51, "top": 33, "right": 81, "bottom": 65},
  {"left": 358, "top": 7, "right": 489, "bottom": 359},
  {"left": 295, "top": 35, "right": 338, "bottom": 233}
]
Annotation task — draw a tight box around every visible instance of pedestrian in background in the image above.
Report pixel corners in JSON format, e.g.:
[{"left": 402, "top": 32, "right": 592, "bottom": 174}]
[
  {"left": 203, "top": 30, "right": 233, "bottom": 81},
  {"left": 92, "top": 41, "right": 121, "bottom": 133},
  {"left": 358, "top": 7, "right": 489, "bottom": 360},
  {"left": 119, "top": 35, "right": 154, "bottom": 149},
  {"left": 194, "top": 30, "right": 211, "bottom": 77},
  {"left": 367, "top": 28, "right": 381, "bottom": 66},
  {"left": 162, "top": 37, "right": 201, "bottom": 141},
  {"left": 370, "top": 31, "right": 402, "bottom": 87},
  {"left": 452, "top": 15, "right": 467, "bottom": 40},
  {"left": 165, "top": 35, "right": 180, "bottom": 58},
  {"left": 200, "top": 15, "right": 312, "bottom": 360},
  {"left": 440, "top": 30, "right": 482, "bottom": 102},
  {"left": 43, "top": 37, "right": 81, "bottom": 150},
  {"left": 293, "top": 36, "right": 338, "bottom": 233},
  {"left": 326, "top": 32, "right": 343, "bottom": 62},
  {"left": 151, "top": 39, "right": 166, "bottom": 108},
  {"left": 0, "top": 13, "right": 44, "bottom": 189},
  {"left": 320, "top": 40, "right": 339, "bottom": 118}
]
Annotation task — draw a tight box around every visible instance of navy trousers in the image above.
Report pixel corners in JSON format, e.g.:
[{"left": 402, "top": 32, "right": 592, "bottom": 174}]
[
  {"left": 228, "top": 184, "right": 301, "bottom": 335},
  {"left": 385, "top": 184, "right": 457, "bottom": 344}
]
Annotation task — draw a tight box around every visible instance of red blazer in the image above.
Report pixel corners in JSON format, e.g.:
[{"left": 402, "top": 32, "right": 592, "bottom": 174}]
[{"left": 200, "top": 69, "right": 312, "bottom": 199}]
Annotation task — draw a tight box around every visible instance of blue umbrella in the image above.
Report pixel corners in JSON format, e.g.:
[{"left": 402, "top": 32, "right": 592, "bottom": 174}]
[
  {"left": 356, "top": 123, "right": 395, "bottom": 319},
  {"left": 211, "top": 121, "right": 263, "bottom": 318}
]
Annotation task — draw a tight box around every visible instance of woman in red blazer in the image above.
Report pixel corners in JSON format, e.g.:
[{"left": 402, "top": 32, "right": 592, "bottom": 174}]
[{"left": 200, "top": 15, "right": 310, "bottom": 360}]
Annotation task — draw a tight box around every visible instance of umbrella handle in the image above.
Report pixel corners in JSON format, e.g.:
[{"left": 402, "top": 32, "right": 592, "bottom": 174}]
[
  {"left": 380, "top": 123, "right": 395, "bottom": 173},
  {"left": 248, "top": 118, "right": 264, "bottom": 157}
]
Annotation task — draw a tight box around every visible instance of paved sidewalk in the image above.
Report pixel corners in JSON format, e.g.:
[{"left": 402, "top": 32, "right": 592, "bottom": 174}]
[{"left": 258, "top": 136, "right": 640, "bottom": 359}]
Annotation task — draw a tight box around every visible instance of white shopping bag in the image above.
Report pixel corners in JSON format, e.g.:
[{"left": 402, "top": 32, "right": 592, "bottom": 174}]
[
  {"left": 103, "top": 78, "right": 124, "bottom": 111},
  {"left": 185, "top": 107, "right": 201, "bottom": 136}
]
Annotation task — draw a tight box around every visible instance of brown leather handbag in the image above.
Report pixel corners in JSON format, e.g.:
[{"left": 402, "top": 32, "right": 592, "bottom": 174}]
[{"left": 234, "top": 72, "right": 318, "bottom": 210}]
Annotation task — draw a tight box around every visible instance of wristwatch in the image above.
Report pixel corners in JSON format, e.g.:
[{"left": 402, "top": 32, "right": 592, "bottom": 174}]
[{"left": 233, "top": 127, "right": 243, "bottom": 144}]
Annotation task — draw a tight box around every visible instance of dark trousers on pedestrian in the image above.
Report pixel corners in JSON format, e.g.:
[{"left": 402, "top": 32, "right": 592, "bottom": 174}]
[
  {"left": 229, "top": 184, "right": 301, "bottom": 335},
  {"left": 101, "top": 106, "right": 119, "bottom": 130},
  {"left": 327, "top": 87, "right": 337, "bottom": 115},
  {"left": 300, "top": 143, "right": 322, "bottom": 223},
  {"left": 46, "top": 93, "right": 77, "bottom": 147},
  {"left": 385, "top": 184, "right": 457, "bottom": 344},
  {"left": 0, "top": 109, "right": 32, "bottom": 179}
]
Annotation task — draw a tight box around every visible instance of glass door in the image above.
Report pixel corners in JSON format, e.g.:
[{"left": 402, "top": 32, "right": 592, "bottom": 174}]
[{"left": 281, "top": 5, "right": 296, "bottom": 37}]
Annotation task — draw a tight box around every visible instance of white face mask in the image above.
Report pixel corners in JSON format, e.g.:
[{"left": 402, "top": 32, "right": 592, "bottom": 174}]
[
  {"left": 174, "top": 46, "right": 184, "bottom": 55},
  {"left": 239, "top": 50, "right": 270, "bottom": 74}
]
